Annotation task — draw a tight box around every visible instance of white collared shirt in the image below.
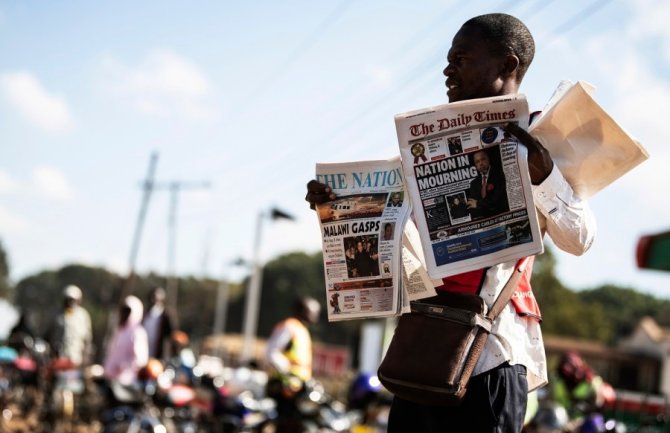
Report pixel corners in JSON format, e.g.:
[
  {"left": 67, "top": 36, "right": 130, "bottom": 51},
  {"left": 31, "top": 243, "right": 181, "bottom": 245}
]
[{"left": 473, "top": 165, "right": 596, "bottom": 391}]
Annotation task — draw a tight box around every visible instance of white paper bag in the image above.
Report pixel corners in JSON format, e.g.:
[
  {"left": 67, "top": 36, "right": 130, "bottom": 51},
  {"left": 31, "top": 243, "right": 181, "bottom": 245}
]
[{"left": 529, "top": 81, "right": 649, "bottom": 198}]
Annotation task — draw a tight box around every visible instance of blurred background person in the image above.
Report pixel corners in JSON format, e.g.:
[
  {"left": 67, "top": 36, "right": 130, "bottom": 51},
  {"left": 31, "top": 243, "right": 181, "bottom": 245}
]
[
  {"left": 103, "top": 295, "right": 149, "bottom": 386},
  {"left": 142, "top": 286, "right": 177, "bottom": 360},
  {"left": 47, "top": 284, "right": 92, "bottom": 367},
  {"left": 553, "top": 350, "right": 615, "bottom": 415},
  {"left": 7, "top": 310, "right": 36, "bottom": 353},
  {"left": 264, "top": 296, "right": 321, "bottom": 433}
]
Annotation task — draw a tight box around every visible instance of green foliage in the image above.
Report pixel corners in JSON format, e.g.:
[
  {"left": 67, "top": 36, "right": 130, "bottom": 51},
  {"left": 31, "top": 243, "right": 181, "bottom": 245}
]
[
  {"left": 577, "top": 284, "right": 670, "bottom": 342},
  {"left": 532, "top": 247, "right": 612, "bottom": 343}
]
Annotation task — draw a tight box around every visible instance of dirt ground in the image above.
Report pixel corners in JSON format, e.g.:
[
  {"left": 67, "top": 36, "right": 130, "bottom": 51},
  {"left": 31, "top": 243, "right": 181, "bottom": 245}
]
[{"left": 1, "top": 404, "right": 101, "bottom": 433}]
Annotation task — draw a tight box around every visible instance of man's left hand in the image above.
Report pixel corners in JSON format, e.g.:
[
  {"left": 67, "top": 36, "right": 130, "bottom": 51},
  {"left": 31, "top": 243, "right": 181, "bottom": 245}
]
[{"left": 504, "top": 122, "right": 554, "bottom": 185}]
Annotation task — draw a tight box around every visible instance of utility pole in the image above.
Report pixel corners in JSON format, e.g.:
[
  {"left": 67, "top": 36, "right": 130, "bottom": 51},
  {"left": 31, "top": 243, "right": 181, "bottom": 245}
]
[
  {"left": 240, "top": 207, "right": 295, "bottom": 363},
  {"left": 153, "top": 180, "right": 211, "bottom": 309},
  {"left": 120, "top": 152, "right": 159, "bottom": 302}
]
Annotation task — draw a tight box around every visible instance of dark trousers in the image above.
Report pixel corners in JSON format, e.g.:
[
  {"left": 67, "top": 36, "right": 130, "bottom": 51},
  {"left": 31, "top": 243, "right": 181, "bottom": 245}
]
[{"left": 388, "top": 362, "right": 528, "bottom": 433}]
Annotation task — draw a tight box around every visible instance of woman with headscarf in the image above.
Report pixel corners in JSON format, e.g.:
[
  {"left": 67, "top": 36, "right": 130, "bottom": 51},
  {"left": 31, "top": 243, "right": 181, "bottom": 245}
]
[{"left": 103, "top": 295, "right": 149, "bottom": 385}]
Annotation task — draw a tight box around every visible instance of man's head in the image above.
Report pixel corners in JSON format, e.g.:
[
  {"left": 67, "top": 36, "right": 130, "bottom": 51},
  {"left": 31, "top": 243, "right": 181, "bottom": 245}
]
[
  {"left": 473, "top": 150, "right": 491, "bottom": 174},
  {"left": 391, "top": 192, "right": 401, "bottom": 205},
  {"left": 149, "top": 287, "right": 166, "bottom": 306},
  {"left": 444, "top": 13, "right": 535, "bottom": 102},
  {"left": 384, "top": 223, "right": 393, "bottom": 239},
  {"left": 357, "top": 241, "right": 364, "bottom": 252},
  {"left": 63, "top": 284, "right": 82, "bottom": 309},
  {"left": 293, "top": 296, "right": 321, "bottom": 325}
]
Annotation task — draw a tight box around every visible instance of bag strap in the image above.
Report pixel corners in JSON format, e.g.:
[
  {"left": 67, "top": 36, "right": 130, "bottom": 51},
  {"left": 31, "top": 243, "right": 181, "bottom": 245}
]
[{"left": 486, "top": 257, "right": 530, "bottom": 321}]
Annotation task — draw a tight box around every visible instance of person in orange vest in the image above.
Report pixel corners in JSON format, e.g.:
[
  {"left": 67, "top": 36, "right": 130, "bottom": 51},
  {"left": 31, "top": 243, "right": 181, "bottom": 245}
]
[{"left": 264, "top": 296, "right": 321, "bottom": 433}]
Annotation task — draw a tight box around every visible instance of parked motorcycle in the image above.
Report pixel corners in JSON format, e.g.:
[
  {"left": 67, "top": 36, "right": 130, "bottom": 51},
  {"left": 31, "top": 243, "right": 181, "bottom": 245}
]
[
  {"left": 189, "top": 361, "right": 276, "bottom": 433},
  {"left": 42, "top": 356, "right": 90, "bottom": 433},
  {"left": 264, "top": 376, "right": 353, "bottom": 433},
  {"left": 100, "top": 379, "right": 173, "bottom": 433},
  {"left": 347, "top": 373, "right": 391, "bottom": 433},
  {"left": 0, "top": 344, "right": 18, "bottom": 428}
]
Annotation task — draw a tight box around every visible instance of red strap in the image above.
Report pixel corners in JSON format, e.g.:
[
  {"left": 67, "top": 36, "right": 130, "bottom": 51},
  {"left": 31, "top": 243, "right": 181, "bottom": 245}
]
[{"left": 510, "top": 256, "right": 542, "bottom": 320}]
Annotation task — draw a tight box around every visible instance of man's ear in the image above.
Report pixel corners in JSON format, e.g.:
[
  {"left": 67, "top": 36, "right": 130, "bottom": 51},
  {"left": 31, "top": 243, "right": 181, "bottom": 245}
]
[{"left": 500, "top": 54, "right": 520, "bottom": 79}]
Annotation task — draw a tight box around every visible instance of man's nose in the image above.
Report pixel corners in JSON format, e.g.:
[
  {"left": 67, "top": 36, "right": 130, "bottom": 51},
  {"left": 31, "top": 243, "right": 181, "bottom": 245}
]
[{"left": 443, "top": 63, "right": 454, "bottom": 77}]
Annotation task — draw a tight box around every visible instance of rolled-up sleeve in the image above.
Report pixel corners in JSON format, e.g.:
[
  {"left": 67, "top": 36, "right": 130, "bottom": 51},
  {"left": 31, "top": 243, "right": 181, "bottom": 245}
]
[{"left": 532, "top": 166, "right": 597, "bottom": 256}]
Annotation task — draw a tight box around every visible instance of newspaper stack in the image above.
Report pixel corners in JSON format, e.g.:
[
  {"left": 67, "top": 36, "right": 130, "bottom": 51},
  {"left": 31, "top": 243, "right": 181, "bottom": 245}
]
[{"left": 314, "top": 158, "right": 411, "bottom": 321}]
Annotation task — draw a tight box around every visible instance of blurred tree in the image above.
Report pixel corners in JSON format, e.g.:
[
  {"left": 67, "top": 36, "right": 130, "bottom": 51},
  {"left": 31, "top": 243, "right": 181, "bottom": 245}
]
[
  {"left": 0, "top": 238, "right": 11, "bottom": 298},
  {"left": 578, "top": 284, "right": 670, "bottom": 343},
  {"left": 532, "top": 246, "right": 612, "bottom": 343}
]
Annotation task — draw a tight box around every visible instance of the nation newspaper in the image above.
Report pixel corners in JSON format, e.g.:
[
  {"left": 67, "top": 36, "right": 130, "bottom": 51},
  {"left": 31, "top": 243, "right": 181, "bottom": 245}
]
[{"left": 315, "top": 157, "right": 413, "bottom": 321}]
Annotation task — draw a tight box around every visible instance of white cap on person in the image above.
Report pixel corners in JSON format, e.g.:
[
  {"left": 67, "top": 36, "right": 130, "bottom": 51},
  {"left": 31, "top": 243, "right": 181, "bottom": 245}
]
[{"left": 63, "top": 284, "right": 82, "bottom": 300}]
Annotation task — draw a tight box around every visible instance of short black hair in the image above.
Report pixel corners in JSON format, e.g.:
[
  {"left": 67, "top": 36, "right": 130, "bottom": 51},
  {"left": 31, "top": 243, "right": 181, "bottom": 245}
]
[{"left": 462, "top": 13, "right": 535, "bottom": 82}]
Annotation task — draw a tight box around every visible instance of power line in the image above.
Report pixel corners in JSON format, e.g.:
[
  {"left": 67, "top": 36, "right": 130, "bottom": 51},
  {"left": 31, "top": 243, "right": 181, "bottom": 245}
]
[
  {"left": 551, "top": 0, "right": 614, "bottom": 35},
  {"left": 236, "top": 0, "right": 355, "bottom": 114},
  {"left": 304, "top": 0, "right": 615, "bottom": 154}
]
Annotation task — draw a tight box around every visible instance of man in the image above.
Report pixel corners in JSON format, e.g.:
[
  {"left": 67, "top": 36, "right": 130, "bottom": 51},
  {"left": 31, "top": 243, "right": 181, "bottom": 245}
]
[
  {"left": 48, "top": 284, "right": 93, "bottom": 367},
  {"left": 382, "top": 222, "right": 394, "bottom": 241},
  {"left": 353, "top": 239, "right": 377, "bottom": 277},
  {"left": 387, "top": 192, "right": 402, "bottom": 207},
  {"left": 142, "top": 287, "right": 177, "bottom": 360},
  {"left": 467, "top": 149, "right": 509, "bottom": 218},
  {"left": 449, "top": 195, "right": 469, "bottom": 220},
  {"left": 265, "top": 297, "right": 321, "bottom": 433},
  {"left": 306, "top": 13, "right": 596, "bottom": 433}
]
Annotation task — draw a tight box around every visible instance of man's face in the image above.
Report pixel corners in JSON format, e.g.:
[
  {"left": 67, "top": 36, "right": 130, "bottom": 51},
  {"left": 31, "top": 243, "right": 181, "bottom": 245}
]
[
  {"left": 392, "top": 193, "right": 400, "bottom": 204},
  {"left": 474, "top": 151, "right": 490, "bottom": 174},
  {"left": 443, "top": 25, "right": 505, "bottom": 103},
  {"left": 64, "top": 297, "right": 77, "bottom": 309},
  {"left": 385, "top": 224, "right": 392, "bottom": 237},
  {"left": 357, "top": 242, "right": 364, "bottom": 252}
]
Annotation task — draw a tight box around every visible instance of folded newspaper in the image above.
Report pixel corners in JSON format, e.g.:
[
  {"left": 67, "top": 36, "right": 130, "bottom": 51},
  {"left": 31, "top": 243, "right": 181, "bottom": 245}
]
[
  {"left": 395, "top": 94, "right": 544, "bottom": 279},
  {"left": 314, "top": 157, "right": 436, "bottom": 321}
]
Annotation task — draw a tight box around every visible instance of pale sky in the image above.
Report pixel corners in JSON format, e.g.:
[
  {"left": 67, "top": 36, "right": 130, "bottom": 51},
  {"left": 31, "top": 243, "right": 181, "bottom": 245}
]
[{"left": 1, "top": 0, "right": 669, "bottom": 299}]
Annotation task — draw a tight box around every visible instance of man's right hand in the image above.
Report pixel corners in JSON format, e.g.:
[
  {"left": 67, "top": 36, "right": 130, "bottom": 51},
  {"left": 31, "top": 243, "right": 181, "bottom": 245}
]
[{"left": 305, "top": 180, "right": 336, "bottom": 209}]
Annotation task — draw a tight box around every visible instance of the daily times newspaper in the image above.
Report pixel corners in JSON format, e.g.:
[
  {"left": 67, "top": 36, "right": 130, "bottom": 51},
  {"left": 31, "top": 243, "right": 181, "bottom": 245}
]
[
  {"left": 396, "top": 94, "right": 543, "bottom": 279},
  {"left": 314, "top": 157, "right": 413, "bottom": 321}
]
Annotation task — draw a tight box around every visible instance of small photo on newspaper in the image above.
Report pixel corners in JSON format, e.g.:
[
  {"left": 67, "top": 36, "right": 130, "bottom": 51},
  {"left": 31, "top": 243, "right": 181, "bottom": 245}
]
[
  {"left": 396, "top": 94, "right": 543, "bottom": 279},
  {"left": 314, "top": 157, "right": 411, "bottom": 321}
]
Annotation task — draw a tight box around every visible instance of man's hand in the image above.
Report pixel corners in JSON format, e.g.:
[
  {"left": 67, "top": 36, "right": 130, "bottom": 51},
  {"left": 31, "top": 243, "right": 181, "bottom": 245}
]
[
  {"left": 504, "top": 122, "right": 554, "bottom": 185},
  {"left": 467, "top": 198, "right": 478, "bottom": 209},
  {"left": 305, "top": 180, "right": 337, "bottom": 210}
]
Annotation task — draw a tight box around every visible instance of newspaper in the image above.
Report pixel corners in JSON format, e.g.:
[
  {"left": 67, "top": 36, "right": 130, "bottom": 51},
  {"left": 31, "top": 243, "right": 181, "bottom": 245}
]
[
  {"left": 395, "top": 94, "right": 543, "bottom": 279},
  {"left": 399, "top": 219, "right": 440, "bottom": 313},
  {"left": 314, "top": 157, "right": 413, "bottom": 321}
]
